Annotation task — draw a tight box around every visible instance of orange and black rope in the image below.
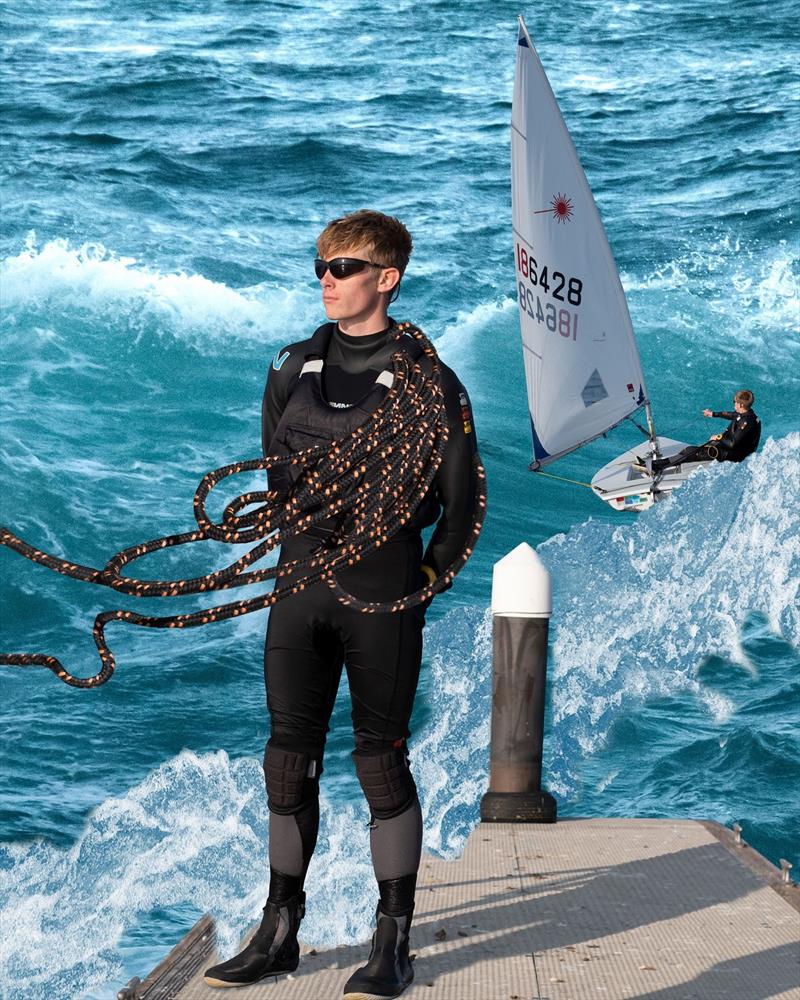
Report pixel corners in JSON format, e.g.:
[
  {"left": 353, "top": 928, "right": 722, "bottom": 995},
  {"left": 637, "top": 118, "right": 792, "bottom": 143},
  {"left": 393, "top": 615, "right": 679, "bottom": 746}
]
[{"left": 0, "top": 323, "right": 487, "bottom": 688}]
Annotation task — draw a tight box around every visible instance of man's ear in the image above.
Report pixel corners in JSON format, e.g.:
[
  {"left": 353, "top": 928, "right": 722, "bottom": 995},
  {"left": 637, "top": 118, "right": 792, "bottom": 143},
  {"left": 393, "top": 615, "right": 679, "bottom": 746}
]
[{"left": 377, "top": 267, "right": 401, "bottom": 295}]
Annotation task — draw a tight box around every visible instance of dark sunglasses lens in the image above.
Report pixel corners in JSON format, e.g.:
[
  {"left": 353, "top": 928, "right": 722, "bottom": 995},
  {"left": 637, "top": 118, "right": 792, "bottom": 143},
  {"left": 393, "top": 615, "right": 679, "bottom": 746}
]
[
  {"left": 315, "top": 257, "right": 370, "bottom": 280},
  {"left": 331, "top": 258, "right": 367, "bottom": 279}
]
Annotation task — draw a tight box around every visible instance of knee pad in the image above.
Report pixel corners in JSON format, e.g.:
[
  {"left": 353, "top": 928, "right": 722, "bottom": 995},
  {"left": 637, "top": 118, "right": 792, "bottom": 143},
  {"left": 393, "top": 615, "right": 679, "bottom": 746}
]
[
  {"left": 353, "top": 746, "right": 418, "bottom": 820},
  {"left": 264, "top": 744, "right": 320, "bottom": 815}
]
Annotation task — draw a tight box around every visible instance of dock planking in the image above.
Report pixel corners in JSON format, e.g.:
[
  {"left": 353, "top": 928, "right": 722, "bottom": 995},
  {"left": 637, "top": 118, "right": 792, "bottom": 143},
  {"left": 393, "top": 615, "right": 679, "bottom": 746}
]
[{"left": 133, "top": 819, "right": 799, "bottom": 1000}]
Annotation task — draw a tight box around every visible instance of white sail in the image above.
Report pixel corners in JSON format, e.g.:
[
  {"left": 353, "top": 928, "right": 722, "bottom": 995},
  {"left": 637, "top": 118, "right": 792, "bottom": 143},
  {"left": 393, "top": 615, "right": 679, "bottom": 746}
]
[{"left": 512, "top": 17, "right": 648, "bottom": 467}]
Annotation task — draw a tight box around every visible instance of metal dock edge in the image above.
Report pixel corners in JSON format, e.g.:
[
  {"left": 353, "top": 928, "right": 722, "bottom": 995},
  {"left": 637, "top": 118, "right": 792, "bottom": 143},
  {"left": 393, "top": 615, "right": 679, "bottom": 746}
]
[
  {"left": 122, "top": 914, "right": 214, "bottom": 999},
  {"left": 125, "top": 818, "right": 799, "bottom": 1000}
]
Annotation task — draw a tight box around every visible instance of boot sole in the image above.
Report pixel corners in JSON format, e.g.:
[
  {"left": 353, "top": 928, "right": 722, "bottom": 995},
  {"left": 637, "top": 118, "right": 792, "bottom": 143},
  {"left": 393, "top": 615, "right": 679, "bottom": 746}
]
[
  {"left": 343, "top": 982, "right": 413, "bottom": 1000},
  {"left": 203, "top": 961, "right": 299, "bottom": 988},
  {"left": 343, "top": 993, "right": 407, "bottom": 1000}
]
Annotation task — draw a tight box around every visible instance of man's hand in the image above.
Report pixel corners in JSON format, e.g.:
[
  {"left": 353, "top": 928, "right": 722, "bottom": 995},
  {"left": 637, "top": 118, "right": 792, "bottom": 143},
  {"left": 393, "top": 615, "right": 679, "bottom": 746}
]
[
  {"left": 711, "top": 434, "right": 722, "bottom": 441},
  {"left": 703, "top": 409, "right": 713, "bottom": 417}
]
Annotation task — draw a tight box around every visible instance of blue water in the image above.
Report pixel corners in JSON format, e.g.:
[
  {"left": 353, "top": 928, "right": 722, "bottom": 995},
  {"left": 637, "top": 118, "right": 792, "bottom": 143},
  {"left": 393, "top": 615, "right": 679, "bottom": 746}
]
[{"left": 1, "top": 1, "right": 798, "bottom": 996}]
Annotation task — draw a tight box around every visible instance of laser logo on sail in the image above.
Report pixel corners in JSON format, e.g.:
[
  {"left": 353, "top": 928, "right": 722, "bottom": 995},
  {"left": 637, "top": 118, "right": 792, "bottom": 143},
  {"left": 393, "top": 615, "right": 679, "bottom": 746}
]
[{"left": 534, "top": 193, "right": 574, "bottom": 224}]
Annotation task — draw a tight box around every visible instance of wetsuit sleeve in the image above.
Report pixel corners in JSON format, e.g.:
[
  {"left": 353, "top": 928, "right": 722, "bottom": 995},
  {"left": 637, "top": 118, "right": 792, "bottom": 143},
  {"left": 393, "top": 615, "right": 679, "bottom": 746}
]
[
  {"left": 261, "top": 346, "right": 306, "bottom": 493},
  {"left": 261, "top": 347, "right": 302, "bottom": 456},
  {"left": 261, "top": 369, "right": 284, "bottom": 457},
  {"left": 421, "top": 366, "right": 480, "bottom": 589},
  {"left": 712, "top": 411, "right": 736, "bottom": 420}
]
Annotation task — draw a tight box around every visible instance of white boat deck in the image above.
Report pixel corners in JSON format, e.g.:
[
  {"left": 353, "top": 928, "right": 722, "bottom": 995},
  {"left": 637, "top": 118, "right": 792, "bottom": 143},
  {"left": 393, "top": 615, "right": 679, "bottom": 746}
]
[{"left": 136, "top": 819, "right": 799, "bottom": 1000}]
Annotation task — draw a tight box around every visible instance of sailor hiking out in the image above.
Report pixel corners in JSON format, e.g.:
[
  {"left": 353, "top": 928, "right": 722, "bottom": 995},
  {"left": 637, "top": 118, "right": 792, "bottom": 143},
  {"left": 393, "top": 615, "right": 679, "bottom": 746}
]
[{"left": 644, "top": 389, "right": 761, "bottom": 474}]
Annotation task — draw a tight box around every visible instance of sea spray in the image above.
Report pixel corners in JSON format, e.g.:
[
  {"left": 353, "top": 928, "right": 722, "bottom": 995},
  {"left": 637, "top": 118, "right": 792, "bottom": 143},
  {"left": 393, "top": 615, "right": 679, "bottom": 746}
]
[{"left": 539, "top": 434, "right": 799, "bottom": 793}]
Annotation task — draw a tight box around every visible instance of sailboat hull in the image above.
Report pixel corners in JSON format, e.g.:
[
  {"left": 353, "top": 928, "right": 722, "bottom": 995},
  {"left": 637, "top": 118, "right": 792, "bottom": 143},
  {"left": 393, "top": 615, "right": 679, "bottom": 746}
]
[{"left": 590, "top": 436, "right": 703, "bottom": 512}]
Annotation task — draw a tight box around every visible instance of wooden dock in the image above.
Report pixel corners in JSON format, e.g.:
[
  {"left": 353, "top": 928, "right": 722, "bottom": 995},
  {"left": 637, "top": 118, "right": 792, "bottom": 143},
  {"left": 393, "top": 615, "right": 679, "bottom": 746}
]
[{"left": 130, "top": 819, "right": 799, "bottom": 1000}]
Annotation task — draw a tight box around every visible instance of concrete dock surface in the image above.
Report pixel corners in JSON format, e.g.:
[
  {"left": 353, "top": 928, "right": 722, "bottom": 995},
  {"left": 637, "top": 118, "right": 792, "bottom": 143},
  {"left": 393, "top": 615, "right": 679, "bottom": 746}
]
[{"left": 137, "top": 818, "right": 799, "bottom": 1000}]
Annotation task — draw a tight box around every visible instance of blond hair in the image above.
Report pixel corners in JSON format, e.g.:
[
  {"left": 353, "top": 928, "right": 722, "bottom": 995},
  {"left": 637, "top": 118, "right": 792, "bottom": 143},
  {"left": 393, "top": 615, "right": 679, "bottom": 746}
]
[{"left": 317, "top": 209, "right": 413, "bottom": 277}]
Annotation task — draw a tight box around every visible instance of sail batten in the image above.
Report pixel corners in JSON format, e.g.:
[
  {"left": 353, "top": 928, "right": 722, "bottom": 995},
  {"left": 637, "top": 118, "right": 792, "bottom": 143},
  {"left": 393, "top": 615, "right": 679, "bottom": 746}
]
[{"left": 513, "top": 17, "right": 649, "bottom": 466}]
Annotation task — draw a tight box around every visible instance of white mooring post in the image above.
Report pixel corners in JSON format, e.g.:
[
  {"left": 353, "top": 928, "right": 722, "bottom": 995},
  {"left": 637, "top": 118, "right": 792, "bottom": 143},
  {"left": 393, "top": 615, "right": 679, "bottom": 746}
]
[{"left": 480, "top": 542, "right": 557, "bottom": 822}]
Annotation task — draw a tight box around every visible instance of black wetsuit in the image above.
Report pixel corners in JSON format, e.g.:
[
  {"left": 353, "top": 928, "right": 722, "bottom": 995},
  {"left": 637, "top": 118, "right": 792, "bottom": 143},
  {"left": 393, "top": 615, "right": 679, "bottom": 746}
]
[
  {"left": 258, "top": 319, "right": 479, "bottom": 911},
  {"left": 654, "top": 408, "right": 761, "bottom": 469},
  {"left": 262, "top": 322, "right": 479, "bottom": 577},
  {"left": 709, "top": 409, "right": 761, "bottom": 461}
]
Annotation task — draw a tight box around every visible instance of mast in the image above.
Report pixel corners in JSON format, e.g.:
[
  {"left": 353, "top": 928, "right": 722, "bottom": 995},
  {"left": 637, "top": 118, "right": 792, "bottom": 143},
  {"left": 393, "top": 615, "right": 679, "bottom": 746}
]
[{"left": 644, "top": 400, "right": 661, "bottom": 458}]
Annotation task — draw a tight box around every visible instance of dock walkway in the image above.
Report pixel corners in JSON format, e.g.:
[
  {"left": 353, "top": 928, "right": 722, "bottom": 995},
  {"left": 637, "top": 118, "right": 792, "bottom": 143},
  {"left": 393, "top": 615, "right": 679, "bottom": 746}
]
[{"left": 136, "top": 819, "right": 799, "bottom": 1000}]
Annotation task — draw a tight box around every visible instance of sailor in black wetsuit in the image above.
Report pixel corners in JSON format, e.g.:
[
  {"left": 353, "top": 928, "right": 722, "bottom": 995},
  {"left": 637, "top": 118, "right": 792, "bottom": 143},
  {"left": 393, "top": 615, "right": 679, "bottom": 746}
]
[
  {"left": 204, "top": 211, "right": 480, "bottom": 999},
  {"left": 651, "top": 389, "right": 761, "bottom": 472}
]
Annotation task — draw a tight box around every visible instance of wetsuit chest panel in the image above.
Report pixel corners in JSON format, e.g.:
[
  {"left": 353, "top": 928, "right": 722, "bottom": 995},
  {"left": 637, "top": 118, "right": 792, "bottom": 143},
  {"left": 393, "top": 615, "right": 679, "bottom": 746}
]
[
  {"left": 269, "top": 333, "right": 427, "bottom": 457},
  {"left": 278, "top": 378, "right": 384, "bottom": 447},
  {"left": 323, "top": 366, "right": 384, "bottom": 408},
  {"left": 265, "top": 328, "right": 440, "bottom": 532},
  {"left": 720, "top": 410, "right": 761, "bottom": 461}
]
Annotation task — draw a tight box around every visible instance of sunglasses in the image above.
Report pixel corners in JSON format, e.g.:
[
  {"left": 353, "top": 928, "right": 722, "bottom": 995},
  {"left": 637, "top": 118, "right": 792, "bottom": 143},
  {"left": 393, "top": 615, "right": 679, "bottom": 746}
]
[{"left": 314, "top": 257, "right": 384, "bottom": 280}]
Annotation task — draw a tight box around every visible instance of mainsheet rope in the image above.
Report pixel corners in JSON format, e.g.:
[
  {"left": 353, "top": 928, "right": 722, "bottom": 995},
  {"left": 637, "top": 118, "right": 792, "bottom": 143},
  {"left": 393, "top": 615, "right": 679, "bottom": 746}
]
[{"left": 0, "top": 322, "right": 487, "bottom": 689}]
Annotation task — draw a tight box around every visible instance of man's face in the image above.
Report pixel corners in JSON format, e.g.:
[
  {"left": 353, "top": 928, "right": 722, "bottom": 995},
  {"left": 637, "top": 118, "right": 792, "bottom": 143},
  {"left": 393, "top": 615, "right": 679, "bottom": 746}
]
[
  {"left": 317, "top": 244, "right": 397, "bottom": 324},
  {"left": 734, "top": 400, "right": 747, "bottom": 414}
]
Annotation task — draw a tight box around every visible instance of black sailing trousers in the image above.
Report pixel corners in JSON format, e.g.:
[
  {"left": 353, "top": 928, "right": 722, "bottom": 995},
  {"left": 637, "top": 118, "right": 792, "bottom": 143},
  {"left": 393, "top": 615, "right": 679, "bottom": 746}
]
[
  {"left": 262, "top": 530, "right": 428, "bottom": 891},
  {"left": 264, "top": 529, "right": 428, "bottom": 760}
]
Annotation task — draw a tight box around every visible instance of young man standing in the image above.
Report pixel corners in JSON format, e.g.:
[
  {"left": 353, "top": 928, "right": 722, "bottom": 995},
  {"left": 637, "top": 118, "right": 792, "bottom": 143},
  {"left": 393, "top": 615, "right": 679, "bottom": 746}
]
[
  {"left": 648, "top": 389, "right": 761, "bottom": 472},
  {"left": 204, "top": 210, "right": 480, "bottom": 998}
]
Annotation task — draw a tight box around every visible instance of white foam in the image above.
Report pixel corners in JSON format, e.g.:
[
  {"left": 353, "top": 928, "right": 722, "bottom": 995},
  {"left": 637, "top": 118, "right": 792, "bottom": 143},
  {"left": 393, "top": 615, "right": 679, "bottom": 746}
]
[
  {"left": 414, "top": 607, "right": 492, "bottom": 858},
  {"left": 0, "top": 751, "right": 260, "bottom": 997},
  {"left": 48, "top": 44, "right": 161, "bottom": 56},
  {"left": 539, "top": 434, "right": 800, "bottom": 793},
  {"left": 566, "top": 73, "right": 621, "bottom": 93},
  {"left": 622, "top": 237, "right": 799, "bottom": 345},
  {"left": 1, "top": 235, "right": 318, "bottom": 355},
  {"left": 596, "top": 769, "right": 620, "bottom": 793}
]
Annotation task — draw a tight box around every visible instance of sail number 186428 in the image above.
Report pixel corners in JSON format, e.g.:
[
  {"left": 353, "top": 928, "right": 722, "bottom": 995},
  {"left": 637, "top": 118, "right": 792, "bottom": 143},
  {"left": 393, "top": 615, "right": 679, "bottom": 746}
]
[
  {"left": 518, "top": 282, "right": 578, "bottom": 340},
  {"left": 516, "top": 242, "right": 582, "bottom": 341}
]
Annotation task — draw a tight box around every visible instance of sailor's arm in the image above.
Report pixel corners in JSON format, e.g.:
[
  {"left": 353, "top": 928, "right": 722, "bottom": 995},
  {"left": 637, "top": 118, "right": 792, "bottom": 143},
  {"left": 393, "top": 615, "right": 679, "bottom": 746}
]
[
  {"left": 261, "top": 346, "right": 306, "bottom": 495},
  {"left": 703, "top": 409, "right": 735, "bottom": 443},
  {"left": 421, "top": 367, "right": 480, "bottom": 590},
  {"left": 261, "top": 346, "right": 302, "bottom": 455},
  {"left": 261, "top": 368, "right": 285, "bottom": 456}
]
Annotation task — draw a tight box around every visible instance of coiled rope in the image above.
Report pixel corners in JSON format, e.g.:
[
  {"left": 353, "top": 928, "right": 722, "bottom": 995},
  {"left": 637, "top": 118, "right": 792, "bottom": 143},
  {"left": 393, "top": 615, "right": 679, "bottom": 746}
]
[{"left": 0, "top": 322, "right": 486, "bottom": 688}]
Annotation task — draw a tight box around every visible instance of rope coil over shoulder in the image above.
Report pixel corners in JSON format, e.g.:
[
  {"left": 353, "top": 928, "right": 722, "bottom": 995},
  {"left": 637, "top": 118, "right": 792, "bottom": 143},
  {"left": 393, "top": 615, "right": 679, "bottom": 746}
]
[{"left": 0, "top": 322, "right": 487, "bottom": 688}]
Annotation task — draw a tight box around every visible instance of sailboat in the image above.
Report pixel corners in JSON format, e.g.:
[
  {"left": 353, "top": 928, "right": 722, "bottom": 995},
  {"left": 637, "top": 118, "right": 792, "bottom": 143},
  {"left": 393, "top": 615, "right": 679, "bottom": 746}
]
[{"left": 512, "top": 16, "right": 702, "bottom": 512}]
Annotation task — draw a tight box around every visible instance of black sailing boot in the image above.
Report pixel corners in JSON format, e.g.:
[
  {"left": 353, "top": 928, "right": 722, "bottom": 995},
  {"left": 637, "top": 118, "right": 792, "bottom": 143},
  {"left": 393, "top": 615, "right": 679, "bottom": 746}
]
[
  {"left": 203, "top": 891, "right": 305, "bottom": 988},
  {"left": 343, "top": 903, "right": 414, "bottom": 1000}
]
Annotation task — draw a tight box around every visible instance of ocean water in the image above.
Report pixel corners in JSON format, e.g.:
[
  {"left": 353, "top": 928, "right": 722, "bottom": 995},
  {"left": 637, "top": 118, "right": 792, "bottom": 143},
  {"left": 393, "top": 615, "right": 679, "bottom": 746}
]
[{"left": 1, "top": 1, "right": 798, "bottom": 997}]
